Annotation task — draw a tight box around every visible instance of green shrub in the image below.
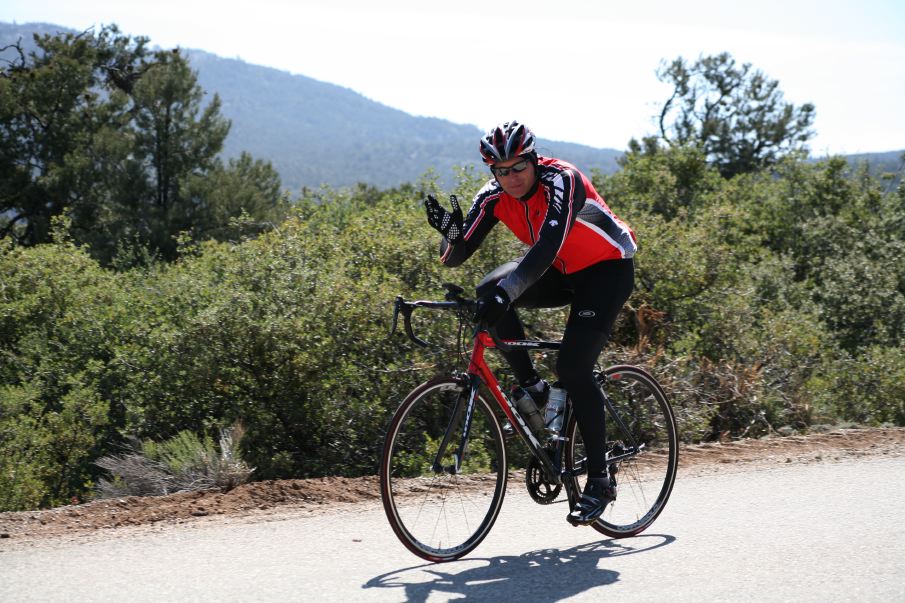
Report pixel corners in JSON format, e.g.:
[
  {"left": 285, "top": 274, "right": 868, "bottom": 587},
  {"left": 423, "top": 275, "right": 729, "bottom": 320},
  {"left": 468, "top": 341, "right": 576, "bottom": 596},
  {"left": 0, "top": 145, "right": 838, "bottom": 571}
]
[
  {"left": 2, "top": 157, "right": 903, "bottom": 511},
  {"left": 0, "top": 238, "right": 121, "bottom": 510},
  {"left": 806, "top": 346, "right": 905, "bottom": 426},
  {"left": 95, "top": 424, "right": 253, "bottom": 497}
]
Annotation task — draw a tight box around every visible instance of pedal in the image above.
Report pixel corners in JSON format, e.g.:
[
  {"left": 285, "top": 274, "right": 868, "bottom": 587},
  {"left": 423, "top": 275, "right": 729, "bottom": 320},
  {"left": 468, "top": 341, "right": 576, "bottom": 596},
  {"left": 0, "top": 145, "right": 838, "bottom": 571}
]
[{"left": 566, "top": 513, "right": 588, "bottom": 527}]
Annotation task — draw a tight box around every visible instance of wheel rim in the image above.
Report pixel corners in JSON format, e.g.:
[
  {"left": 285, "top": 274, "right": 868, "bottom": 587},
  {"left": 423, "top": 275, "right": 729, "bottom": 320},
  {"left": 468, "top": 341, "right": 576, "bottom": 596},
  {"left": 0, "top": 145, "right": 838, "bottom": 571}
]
[
  {"left": 380, "top": 379, "right": 507, "bottom": 561},
  {"left": 566, "top": 366, "right": 677, "bottom": 537}
]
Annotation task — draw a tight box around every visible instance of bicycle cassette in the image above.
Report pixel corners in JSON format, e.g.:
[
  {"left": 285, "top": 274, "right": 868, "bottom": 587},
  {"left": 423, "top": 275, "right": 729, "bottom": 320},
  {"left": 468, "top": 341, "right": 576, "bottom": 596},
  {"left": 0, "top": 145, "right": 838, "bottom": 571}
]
[{"left": 526, "top": 452, "right": 562, "bottom": 504}]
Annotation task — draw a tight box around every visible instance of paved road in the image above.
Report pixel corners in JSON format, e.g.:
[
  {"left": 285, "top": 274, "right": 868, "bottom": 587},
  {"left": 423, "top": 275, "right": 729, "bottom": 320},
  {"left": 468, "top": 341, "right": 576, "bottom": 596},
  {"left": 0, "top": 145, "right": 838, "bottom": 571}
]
[{"left": 2, "top": 457, "right": 904, "bottom": 602}]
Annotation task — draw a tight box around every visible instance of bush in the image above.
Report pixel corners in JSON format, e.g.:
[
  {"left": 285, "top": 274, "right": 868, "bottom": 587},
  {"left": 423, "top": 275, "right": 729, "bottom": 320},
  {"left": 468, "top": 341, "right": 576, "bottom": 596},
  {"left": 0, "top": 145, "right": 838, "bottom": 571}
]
[
  {"left": 95, "top": 425, "right": 253, "bottom": 497},
  {"left": 806, "top": 346, "right": 905, "bottom": 426},
  {"left": 2, "top": 157, "right": 904, "bottom": 511},
  {"left": 0, "top": 237, "right": 121, "bottom": 510}
]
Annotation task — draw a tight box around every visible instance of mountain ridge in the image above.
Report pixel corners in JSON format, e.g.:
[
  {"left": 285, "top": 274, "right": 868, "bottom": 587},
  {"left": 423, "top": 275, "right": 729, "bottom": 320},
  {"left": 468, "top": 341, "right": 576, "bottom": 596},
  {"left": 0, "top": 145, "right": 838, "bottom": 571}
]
[
  {"left": 186, "top": 47, "right": 625, "bottom": 190},
  {"left": 2, "top": 21, "right": 901, "bottom": 191},
  {"left": 0, "top": 21, "right": 623, "bottom": 190}
]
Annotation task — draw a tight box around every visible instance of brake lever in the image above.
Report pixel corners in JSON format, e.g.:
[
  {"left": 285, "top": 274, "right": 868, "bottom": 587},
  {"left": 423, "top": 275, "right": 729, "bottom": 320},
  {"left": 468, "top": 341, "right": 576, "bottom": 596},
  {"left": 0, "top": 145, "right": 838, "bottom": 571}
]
[
  {"left": 405, "top": 312, "right": 430, "bottom": 348},
  {"left": 391, "top": 297, "right": 429, "bottom": 347},
  {"left": 391, "top": 296, "right": 403, "bottom": 335}
]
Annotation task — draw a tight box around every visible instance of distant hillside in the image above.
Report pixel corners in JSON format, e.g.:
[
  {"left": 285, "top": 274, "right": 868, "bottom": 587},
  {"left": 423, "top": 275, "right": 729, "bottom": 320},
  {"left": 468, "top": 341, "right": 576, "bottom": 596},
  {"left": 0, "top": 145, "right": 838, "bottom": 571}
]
[
  {"left": 188, "top": 49, "right": 623, "bottom": 190},
  {"left": 840, "top": 150, "right": 904, "bottom": 186},
  {"left": 0, "top": 22, "right": 621, "bottom": 190},
  {"left": 3, "top": 22, "right": 901, "bottom": 192}
]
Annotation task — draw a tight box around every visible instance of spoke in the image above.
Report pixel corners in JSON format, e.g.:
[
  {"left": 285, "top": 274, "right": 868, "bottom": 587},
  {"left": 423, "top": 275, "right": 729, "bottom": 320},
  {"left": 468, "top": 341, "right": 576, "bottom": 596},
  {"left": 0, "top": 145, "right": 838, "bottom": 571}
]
[{"left": 380, "top": 378, "right": 507, "bottom": 561}]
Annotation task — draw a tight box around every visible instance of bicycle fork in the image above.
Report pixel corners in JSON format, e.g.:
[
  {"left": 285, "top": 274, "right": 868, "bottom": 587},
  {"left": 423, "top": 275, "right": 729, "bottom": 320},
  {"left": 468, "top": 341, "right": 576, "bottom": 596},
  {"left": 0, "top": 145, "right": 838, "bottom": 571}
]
[
  {"left": 430, "top": 372, "right": 562, "bottom": 484},
  {"left": 430, "top": 374, "right": 480, "bottom": 475}
]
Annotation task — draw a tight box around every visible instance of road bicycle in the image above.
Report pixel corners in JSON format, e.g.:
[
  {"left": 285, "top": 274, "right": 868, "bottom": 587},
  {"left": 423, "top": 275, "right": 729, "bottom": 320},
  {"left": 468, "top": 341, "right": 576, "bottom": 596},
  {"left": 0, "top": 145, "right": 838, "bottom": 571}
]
[{"left": 379, "top": 283, "right": 678, "bottom": 562}]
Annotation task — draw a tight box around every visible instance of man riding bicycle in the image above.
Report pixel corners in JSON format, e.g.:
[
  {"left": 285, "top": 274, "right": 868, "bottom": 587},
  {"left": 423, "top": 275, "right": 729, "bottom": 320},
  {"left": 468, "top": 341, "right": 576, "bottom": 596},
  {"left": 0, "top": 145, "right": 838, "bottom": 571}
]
[{"left": 424, "top": 120, "right": 637, "bottom": 525}]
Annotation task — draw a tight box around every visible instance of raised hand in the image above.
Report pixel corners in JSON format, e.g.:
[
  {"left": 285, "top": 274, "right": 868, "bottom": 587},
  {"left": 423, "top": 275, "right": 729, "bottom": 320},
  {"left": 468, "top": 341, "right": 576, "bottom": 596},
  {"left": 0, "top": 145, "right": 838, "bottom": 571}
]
[{"left": 424, "top": 194, "right": 464, "bottom": 244}]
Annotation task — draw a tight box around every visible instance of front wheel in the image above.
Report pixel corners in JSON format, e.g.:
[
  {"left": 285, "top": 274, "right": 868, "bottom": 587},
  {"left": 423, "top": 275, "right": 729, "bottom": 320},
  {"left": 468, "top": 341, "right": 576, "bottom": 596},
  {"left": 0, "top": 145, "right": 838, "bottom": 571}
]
[
  {"left": 379, "top": 376, "right": 508, "bottom": 562},
  {"left": 564, "top": 365, "right": 678, "bottom": 537}
]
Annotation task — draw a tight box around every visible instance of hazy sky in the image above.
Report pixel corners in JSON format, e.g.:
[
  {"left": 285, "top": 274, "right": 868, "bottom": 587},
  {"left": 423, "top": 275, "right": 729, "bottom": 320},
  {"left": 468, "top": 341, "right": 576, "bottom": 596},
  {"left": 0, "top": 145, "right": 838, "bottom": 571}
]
[{"left": 6, "top": 0, "right": 905, "bottom": 154}]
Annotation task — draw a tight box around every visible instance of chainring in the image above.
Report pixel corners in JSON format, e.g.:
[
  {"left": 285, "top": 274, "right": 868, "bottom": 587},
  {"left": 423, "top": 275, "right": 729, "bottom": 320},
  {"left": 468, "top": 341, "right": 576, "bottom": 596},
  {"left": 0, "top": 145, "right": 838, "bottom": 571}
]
[{"left": 525, "top": 450, "right": 563, "bottom": 504}]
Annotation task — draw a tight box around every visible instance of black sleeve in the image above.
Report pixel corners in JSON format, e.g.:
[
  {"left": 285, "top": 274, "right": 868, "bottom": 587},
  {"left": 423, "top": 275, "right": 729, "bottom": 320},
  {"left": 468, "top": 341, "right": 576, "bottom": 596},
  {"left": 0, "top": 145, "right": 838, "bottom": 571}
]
[
  {"left": 439, "top": 183, "right": 501, "bottom": 267},
  {"left": 498, "top": 169, "right": 586, "bottom": 300}
]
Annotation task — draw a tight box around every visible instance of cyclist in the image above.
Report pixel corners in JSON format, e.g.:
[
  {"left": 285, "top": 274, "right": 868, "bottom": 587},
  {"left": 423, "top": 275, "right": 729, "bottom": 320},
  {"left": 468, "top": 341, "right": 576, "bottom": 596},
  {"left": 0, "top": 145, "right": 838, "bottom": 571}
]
[{"left": 424, "top": 120, "right": 637, "bottom": 525}]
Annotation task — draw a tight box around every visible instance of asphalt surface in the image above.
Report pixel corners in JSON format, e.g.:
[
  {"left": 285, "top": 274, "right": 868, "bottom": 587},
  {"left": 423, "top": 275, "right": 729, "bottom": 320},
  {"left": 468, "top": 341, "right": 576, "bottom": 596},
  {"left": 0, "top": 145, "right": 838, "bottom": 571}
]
[{"left": 2, "top": 457, "right": 904, "bottom": 602}]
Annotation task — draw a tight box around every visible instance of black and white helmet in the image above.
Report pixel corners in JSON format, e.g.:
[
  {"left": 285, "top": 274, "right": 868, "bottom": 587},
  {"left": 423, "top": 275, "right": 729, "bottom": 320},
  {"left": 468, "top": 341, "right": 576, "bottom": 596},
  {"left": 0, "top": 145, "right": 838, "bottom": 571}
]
[{"left": 479, "top": 120, "right": 536, "bottom": 165}]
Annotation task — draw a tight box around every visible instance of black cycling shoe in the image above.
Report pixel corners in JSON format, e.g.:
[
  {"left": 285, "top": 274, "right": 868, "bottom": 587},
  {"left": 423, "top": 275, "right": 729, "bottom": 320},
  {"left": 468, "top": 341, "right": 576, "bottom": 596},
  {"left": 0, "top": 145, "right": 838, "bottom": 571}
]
[{"left": 567, "top": 476, "right": 616, "bottom": 526}]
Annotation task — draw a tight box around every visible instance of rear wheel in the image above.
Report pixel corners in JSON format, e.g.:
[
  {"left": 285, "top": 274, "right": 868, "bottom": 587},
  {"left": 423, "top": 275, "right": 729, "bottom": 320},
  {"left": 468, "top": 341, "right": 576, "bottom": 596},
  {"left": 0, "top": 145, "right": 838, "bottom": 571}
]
[
  {"left": 379, "top": 376, "right": 507, "bottom": 562},
  {"left": 564, "top": 365, "right": 678, "bottom": 537}
]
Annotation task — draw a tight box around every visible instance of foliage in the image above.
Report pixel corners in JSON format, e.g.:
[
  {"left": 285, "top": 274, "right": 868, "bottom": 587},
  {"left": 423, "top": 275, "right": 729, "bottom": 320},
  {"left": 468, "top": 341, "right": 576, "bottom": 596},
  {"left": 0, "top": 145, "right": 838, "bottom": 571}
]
[
  {"left": 0, "top": 26, "right": 134, "bottom": 245},
  {"left": 806, "top": 346, "right": 905, "bottom": 426},
  {"left": 0, "top": 235, "right": 119, "bottom": 510},
  {"left": 0, "top": 25, "right": 287, "bottom": 266},
  {"left": 596, "top": 142, "right": 904, "bottom": 442},
  {"left": 650, "top": 52, "right": 816, "bottom": 178},
  {"left": 94, "top": 425, "right": 253, "bottom": 498},
  {"left": 2, "top": 152, "right": 904, "bottom": 510},
  {"left": 1, "top": 34, "right": 904, "bottom": 511}
]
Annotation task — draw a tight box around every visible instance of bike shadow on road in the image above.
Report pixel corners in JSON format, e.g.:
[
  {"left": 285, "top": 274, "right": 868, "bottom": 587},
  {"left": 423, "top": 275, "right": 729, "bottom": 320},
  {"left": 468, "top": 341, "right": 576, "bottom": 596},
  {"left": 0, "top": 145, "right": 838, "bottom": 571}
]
[{"left": 363, "top": 533, "right": 675, "bottom": 602}]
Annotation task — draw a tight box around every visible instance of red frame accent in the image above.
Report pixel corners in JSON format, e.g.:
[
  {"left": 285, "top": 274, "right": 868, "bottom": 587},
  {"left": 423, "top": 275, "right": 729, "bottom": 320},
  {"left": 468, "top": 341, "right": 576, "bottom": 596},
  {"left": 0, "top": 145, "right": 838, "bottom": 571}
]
[{"left": 468, "top": 332, "right": 519, "bottom": 426}]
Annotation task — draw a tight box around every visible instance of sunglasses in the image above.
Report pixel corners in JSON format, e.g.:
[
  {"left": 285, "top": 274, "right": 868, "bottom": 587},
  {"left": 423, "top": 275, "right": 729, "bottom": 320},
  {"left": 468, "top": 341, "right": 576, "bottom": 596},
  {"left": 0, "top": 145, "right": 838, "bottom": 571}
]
[{"left": 491, "top": 158, "right": 531, "bottom": 178}]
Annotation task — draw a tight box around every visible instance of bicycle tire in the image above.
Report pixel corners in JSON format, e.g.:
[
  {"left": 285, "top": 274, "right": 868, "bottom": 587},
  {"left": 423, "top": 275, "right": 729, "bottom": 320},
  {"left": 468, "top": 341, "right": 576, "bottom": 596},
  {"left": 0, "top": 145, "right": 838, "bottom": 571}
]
[
  {"left": 564, "top": 364, "right": 678, "bottom": 537},
  {"left": 379, "top": 376, "right": 508, "bottom": 562}
]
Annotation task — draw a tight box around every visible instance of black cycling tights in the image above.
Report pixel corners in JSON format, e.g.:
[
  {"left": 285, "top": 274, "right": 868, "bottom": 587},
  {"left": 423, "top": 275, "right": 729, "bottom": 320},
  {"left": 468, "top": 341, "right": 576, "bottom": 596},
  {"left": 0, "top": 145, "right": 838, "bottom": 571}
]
[{"left": 477, "top": 258, "right": 634, "bottom": 476}]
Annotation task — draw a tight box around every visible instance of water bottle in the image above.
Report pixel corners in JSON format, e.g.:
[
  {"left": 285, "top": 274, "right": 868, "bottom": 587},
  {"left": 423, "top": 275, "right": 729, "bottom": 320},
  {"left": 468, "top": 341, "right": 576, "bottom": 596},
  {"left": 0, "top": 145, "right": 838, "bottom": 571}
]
[
  {"left": 514, "top": 389, "right": 545, "bottom": 434},
  {"left": 545, "top": 382, "right": 567, "bottom": 433}
]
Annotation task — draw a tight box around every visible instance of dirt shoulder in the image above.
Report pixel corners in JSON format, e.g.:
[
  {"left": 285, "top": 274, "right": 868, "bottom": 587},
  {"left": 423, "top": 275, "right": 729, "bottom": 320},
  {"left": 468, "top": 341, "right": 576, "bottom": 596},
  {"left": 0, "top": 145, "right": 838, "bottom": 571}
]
[{"left": 2, "top": 426, "right": 903, "bottom": 547}]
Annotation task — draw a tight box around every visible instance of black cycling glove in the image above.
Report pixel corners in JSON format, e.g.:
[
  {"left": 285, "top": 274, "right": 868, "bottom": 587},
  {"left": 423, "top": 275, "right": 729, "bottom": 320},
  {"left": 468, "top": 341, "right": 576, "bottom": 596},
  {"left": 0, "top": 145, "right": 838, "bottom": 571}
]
[
  {"left": 474, "top": 285, "right": 511, "bottom": 327},
  {"left": 424, "top": 194, "right": 464, "bottom": 244}
]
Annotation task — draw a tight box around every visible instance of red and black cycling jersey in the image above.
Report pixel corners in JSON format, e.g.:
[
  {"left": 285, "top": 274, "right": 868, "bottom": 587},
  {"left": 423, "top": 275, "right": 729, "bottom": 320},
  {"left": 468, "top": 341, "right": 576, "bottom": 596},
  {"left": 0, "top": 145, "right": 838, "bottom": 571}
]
[{"left": 440, "top": 156, "right": 637, "bottom": 301}]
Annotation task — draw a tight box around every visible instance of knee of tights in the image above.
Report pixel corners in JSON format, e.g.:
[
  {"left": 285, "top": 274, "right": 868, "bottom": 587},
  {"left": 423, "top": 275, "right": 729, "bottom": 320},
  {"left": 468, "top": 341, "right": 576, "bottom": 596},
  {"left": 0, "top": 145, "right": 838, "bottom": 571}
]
[{"left": 555, "top": 360, "right": 595, "bottom": 392}]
